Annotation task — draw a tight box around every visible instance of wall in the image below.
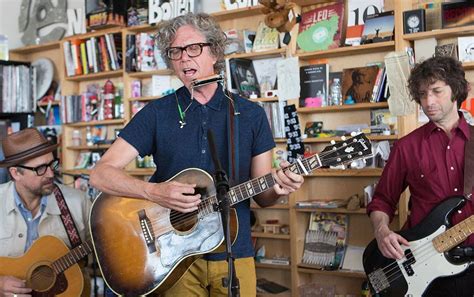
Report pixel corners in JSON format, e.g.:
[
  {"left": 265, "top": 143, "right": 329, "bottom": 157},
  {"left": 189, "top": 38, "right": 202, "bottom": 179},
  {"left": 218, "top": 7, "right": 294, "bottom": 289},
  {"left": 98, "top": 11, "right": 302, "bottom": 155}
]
[{"left": 0, "top": 0, "right": 221, "bottom": 51}]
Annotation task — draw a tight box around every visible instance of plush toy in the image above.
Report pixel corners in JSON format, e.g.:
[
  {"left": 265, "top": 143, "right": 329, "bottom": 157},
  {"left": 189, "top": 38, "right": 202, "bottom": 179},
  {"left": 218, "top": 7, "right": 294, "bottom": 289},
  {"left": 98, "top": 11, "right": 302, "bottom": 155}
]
[{"left": 258, "top": 0, "right": 300, "bottom": 44}]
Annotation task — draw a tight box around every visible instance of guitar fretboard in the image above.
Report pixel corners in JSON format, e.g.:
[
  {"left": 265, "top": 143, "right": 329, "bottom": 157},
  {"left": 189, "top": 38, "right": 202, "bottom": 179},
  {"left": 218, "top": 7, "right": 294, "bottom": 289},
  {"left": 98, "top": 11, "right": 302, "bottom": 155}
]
[
  {"left": 433, "top": 215, "right": 474, "bottom": 252},
  {"left": 52, "top": 240, "right": 93, "bottom": 273},
  {"left": 198, "top": 155, "right": 321, "bottom": 217}
]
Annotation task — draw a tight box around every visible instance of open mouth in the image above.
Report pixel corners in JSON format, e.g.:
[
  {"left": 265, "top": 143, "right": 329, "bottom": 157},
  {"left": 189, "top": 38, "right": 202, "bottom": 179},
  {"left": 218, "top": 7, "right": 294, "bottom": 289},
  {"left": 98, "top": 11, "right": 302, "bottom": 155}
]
[{"left": 183, "top": 68, "right": 197, "bottom": 77}]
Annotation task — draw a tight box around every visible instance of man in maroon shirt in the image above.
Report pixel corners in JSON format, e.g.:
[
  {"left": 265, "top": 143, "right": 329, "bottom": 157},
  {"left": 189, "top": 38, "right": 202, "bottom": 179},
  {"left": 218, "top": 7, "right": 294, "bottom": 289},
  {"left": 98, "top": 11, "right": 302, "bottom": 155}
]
[{"left": 367, "top": 56, "right": 473, "bottom": 297}]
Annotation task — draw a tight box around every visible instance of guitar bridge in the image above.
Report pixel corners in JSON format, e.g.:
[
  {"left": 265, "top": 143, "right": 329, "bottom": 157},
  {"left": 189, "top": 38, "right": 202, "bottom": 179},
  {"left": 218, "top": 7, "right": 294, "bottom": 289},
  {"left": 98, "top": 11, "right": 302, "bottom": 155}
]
[
  {"left": 368, "top": 268, "right": 390, "bottom": 293},
  {"left": 138, "top": 209, "right": 156, "bottom": 253}
]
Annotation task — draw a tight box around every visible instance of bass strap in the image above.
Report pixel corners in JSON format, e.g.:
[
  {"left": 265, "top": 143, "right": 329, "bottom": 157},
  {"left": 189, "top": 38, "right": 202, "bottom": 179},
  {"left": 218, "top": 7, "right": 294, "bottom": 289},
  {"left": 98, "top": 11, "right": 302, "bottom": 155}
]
[
  {"left": 465, "top": 124, "right": 474, "bottom": 197},
  {"left": 53, "top": 184, "right": 83, "bottom": 248}
]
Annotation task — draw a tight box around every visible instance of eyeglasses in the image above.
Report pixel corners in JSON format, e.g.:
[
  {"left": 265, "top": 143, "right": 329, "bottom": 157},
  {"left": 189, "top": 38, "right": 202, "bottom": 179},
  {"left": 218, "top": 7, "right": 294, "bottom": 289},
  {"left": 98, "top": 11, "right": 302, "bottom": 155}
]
[
  {"left": 16, "top": 159, "right": 59, "bottom": 176},
  {"left": 166, "top": 43, "right": 211, "bottom": 60}
]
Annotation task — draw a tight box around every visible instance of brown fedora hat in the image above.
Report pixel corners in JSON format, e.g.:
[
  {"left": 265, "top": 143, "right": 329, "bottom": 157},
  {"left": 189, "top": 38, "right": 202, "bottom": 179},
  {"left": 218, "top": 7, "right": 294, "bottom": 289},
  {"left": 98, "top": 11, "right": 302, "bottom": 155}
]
[{"left": 0, "top": 128, "right": 59, "bottom": 167}]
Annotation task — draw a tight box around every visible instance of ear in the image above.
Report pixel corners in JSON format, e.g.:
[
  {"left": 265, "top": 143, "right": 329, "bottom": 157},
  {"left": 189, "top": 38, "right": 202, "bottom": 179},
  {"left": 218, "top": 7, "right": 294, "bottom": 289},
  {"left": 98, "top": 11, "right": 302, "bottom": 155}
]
[{"left": 9, "top": 167, "right": 22, "bottom": 181}]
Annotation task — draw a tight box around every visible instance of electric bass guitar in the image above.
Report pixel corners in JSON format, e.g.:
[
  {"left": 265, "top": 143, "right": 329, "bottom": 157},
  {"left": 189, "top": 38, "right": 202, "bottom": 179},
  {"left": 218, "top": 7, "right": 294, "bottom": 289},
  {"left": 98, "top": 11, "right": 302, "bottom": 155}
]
[
  {"left": 89, "top": 134, "right": 372, "bottom": 296},
  {"left": 363, "top": 196, "right": 474, "bottom": 297},
  {"left": 0, "top": 235, "right": 92, "bottom": 297}
]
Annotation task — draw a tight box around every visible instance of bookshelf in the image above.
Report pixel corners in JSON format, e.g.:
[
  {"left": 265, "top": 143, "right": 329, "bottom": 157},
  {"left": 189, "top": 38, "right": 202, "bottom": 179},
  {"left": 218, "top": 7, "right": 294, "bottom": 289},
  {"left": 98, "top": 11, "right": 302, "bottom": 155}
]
[{"left": 10, "top": 0, "right": 472, "bottom": 296}]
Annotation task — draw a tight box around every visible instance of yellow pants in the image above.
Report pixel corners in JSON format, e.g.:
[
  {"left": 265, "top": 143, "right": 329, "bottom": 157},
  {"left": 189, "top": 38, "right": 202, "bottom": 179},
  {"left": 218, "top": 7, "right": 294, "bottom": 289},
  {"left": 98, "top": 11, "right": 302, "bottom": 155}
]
[{"left": 161, "top": 257, "right": 256, "bottom": 297}]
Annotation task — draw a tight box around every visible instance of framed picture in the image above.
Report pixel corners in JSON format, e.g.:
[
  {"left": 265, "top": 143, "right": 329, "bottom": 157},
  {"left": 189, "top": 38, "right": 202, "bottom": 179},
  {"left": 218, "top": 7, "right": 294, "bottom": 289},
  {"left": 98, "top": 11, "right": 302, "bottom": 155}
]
[
  {"left": 361, "top": 11, "right": 395, "bottom": 44},
  {"left": 442, "top": 2, "right": 474, "bottom": 29},
  {"left": 403, "top": 9, "right": 426, "bottom": 34}
]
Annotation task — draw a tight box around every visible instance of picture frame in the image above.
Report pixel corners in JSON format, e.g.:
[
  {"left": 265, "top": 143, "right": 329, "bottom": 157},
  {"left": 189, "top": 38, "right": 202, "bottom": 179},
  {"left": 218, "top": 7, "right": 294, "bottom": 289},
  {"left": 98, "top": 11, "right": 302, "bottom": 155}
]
[
  {"left": 403, "top": 9, "right": 426, "bottom": 34},
  {"left": 361, "top": 11, "right": 395, "bottom": 44},
  {"left": 441, "top": 2, "right": 474, "bottom": 29}
]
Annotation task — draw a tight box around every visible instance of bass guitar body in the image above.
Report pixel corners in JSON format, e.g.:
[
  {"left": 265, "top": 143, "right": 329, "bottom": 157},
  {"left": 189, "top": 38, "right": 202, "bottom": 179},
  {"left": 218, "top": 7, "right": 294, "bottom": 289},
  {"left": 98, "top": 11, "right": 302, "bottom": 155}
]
[
  {"left": 363, "top": 196, "right": 471, "bottom": 297},
  {"left": 90, "top": 168, "right": 237, "bottom": 296}
]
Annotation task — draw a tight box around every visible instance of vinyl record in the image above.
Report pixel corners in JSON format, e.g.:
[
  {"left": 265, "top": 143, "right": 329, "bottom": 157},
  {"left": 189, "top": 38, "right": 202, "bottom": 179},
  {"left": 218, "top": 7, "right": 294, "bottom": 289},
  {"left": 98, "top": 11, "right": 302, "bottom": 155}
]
[{"left": 32, "top": 58, "right": 54, "bottom": 101}]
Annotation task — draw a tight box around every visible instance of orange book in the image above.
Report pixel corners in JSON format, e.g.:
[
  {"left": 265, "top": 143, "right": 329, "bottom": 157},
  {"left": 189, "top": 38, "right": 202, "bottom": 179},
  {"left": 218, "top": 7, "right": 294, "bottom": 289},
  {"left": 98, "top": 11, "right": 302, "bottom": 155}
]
[
  {"left": 70, "top": 39, "right": 83, "bottom": 75},
  {"left": 99, "top": 36, "right": 110, "bottom": 72}
]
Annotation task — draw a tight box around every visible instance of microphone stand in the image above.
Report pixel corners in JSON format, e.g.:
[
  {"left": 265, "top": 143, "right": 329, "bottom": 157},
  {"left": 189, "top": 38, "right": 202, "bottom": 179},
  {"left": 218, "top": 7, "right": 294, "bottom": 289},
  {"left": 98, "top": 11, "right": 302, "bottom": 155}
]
[{"left": 207, "top": 129, "right": 240, "bottom": 297}]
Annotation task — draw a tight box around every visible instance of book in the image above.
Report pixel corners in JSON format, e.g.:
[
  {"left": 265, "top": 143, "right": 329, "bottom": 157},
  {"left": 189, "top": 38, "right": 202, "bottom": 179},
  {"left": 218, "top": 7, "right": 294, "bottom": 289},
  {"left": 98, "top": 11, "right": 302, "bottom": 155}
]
[
  {"left": 228, "top": 58, "right": 260, "bottom": 98},
  {"left": 302, "top": 212, "right": 348, "bottom": 269},
  {"left": 242, "top": 29, "right": 256, "bottom": 53},
  {"left": 299, "top": 64, "right": 329, "bottom": 107},
  {"left": 344, "top": 24, "right": 364, "bottom": 46},
  {"left": 341, "top": 65, "right": 379, "bottom": 103},
  {"left": 435, "top": 43, "right": 457, "bottom": 59},
  {"left": 297, "top": 3, "right": 344, "bottom": 52},
  {"left": 458, "top": 36, "right": 474, "bottom": 63},
  {"left": 252, "top": 22, "right": 279, "bottom": 52},
  {"left": 296, "top": 199, "right": 347, "bottom": 209}
]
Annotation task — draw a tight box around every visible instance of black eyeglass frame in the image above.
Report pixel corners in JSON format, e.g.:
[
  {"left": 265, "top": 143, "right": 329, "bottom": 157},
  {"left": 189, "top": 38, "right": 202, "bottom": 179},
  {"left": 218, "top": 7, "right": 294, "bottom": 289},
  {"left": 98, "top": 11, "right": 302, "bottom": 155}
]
[
  {"left": 166, "top": 42, "right": 212, "bottom": 60},
  {"left": 16, "top": 159, "right": 60, "bottom": 176}
]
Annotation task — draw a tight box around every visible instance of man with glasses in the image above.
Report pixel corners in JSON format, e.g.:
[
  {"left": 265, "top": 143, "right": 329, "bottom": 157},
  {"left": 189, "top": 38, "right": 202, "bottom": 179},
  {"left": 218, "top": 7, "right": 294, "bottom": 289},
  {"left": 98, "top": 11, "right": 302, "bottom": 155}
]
[
  {"left": 0, "top": 128, "right": 91, "bottom": 297},
  {"left": 91, "top": 13, "right": 303, "bottom": 297},
  {"left": 367, "top": 56, "right": 474, "bottom": 296}
]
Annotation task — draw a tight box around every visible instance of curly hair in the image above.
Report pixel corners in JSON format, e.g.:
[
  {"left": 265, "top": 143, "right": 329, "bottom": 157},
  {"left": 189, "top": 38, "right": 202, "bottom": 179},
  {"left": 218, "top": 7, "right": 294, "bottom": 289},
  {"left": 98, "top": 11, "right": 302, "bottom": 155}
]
[
  {"left": 156, "top": 13, "right": 227, "bottom": 73},
  {"left": 407, "top": 56, "right": 468, "bottom": 108}
]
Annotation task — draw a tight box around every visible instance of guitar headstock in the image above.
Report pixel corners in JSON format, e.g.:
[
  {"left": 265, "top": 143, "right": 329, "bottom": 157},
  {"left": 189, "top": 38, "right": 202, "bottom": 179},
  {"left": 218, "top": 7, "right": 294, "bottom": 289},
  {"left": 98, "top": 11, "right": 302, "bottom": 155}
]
[{"left": 319, "top": 133, "right": 372, "bottom": 167}]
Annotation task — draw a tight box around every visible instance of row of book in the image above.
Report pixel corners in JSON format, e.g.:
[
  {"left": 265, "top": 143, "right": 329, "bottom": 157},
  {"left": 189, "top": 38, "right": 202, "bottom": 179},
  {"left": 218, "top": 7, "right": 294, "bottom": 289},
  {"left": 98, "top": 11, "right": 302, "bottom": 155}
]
[
  {"left": 125, "top": 33, "right": 167, "bottom": 73},
  {"left": 60, "top": 84, "right": 124, "bottom": 124},
  {"left": 63, "top": 33, "right": 122, "bottom": 77},
  {"left": 0, "top": 63, "right": 35, "bottom": 113}
]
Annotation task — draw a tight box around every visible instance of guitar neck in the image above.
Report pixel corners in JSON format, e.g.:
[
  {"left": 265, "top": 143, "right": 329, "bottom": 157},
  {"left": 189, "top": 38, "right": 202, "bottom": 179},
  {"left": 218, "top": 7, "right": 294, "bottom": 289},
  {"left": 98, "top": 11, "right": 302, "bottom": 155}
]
[
  {"left": 227, "top": 155, "right": 321, "bottom": 206},
  {"left": 433, "top": 215, "right": 474, "bottom": 252},
  {"left": 52, "top": 239, "right": 93, "bottom": 273}
]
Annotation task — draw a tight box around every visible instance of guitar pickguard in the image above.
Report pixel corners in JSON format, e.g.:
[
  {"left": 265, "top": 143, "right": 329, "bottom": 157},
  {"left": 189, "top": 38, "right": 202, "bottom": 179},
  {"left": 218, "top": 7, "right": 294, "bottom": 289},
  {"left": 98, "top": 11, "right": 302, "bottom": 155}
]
[{"left": 159, "top": 212, "right": 224, "bottom": 267}]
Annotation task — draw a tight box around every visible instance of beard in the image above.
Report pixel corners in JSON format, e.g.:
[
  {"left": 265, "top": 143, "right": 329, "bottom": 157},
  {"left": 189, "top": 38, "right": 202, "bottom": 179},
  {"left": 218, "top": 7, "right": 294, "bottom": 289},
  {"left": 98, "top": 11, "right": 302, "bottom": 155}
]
[{"left": 29, "top": 178, "right": 55, "bottom": 196}]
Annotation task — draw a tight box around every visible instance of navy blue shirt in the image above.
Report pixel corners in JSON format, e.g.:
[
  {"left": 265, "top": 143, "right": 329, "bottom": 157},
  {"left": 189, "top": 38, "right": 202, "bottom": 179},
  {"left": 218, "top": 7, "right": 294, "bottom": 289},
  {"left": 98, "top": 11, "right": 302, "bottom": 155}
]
[{"left": 120, "top": 85, "right": 275, "bottom": 260}]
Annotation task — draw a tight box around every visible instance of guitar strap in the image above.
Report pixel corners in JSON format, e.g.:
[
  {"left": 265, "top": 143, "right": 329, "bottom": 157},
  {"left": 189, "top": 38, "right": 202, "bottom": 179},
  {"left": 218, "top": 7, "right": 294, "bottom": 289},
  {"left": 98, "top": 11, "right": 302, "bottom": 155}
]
[
  {"left": 53, "top": 184, "right": 83, "bottom": 248},
  {"left": 465, "top": 124, "right": 474, "bottom": 197}
]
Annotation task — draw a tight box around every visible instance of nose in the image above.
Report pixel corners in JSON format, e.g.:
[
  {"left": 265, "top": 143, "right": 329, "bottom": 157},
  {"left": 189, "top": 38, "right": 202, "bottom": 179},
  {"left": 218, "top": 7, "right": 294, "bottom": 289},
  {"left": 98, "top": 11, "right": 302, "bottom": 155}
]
[{"left": 44, "top": 165, "right": 55, "bottom": 177}]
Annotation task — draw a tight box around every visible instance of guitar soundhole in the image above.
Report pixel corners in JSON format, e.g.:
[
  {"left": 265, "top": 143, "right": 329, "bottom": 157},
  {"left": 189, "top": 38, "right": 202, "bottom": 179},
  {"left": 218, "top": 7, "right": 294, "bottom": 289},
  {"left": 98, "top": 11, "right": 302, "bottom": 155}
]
[
  {"left": 170, "top": 209, "right": 198, "bottom": 232},
  {"left": 169, "top": 186, "right": 208, "bottom": 232},
  {"left": 28, "top": 264, "right": 55, "bottom": 292}
]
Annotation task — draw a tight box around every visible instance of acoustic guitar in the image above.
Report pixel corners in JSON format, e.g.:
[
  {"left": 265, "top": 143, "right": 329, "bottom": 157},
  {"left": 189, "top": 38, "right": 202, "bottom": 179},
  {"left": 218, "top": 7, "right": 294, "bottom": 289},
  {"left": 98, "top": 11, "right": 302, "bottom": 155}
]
[
  {"left": 0, "top": 235, "right": 92, "bottom": 297},
  {"left": 363, "top": 196, "right": 474, "bottom": 296},
  {"left": 89, "top": 133, "right": 372, "bottom": 296}
]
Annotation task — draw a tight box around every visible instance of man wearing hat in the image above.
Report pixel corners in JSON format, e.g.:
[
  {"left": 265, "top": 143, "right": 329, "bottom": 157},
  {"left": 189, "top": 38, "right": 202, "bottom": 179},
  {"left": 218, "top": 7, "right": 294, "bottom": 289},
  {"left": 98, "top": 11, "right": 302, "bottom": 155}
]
[{"left": 0, "top": 128, "right": 91, "bottom": 297}]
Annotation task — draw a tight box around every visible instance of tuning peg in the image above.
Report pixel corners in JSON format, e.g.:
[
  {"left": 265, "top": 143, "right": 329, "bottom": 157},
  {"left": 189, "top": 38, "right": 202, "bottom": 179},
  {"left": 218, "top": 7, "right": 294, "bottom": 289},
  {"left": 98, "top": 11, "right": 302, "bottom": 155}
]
[
  {"left": 330, "top": 140, "right": 336, "bottom": 145},
  {"left": 341, "top": 136, "right": 346, "bottom": 141},
  {"left": 350, "top": 131, "right": 357, "bottom": 137},
  {"left": 363, "top": 159, "right": 367, "bottom": 163}
]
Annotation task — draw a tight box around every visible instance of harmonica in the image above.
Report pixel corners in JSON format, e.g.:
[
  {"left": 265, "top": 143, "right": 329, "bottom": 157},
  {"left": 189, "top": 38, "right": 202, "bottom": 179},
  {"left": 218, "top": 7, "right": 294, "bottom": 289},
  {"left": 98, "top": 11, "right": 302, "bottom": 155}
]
[{"left": 190, "top": 74, "right": 224, "bottom": 88}]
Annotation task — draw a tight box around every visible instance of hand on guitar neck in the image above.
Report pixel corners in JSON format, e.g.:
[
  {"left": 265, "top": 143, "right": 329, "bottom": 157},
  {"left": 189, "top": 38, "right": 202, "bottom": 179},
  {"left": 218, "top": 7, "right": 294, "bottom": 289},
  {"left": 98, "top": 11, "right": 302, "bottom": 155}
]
[{"left": 0, "top": 276, "right": 32, "bottom": 297}]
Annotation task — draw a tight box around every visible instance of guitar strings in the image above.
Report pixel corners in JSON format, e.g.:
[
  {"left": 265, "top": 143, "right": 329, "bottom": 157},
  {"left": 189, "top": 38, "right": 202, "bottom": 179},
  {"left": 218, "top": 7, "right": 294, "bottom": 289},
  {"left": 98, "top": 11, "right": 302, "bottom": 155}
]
[
  {"left": 148, "top": 143, "right": 370, "bottom": 228},
  {"left": 369, "top": 226, "right": 471, "bottom": 292},
  {"left": 149, "top": 144, "right": 368, "bottom": 226}
]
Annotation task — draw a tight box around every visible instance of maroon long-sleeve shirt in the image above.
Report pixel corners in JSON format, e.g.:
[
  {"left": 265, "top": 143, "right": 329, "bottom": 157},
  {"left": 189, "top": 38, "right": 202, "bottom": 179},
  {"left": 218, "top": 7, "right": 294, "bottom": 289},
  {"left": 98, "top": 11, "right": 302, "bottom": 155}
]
[{"left": 367, "top": 113, "right": 473, "bottom": 246}]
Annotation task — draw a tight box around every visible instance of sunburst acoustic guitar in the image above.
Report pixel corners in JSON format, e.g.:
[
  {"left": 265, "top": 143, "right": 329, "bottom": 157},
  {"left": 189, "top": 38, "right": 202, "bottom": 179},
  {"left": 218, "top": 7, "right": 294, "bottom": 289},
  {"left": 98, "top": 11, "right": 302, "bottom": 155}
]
[{"left": 89, "top": 133, "right": 372, "bottom": 296}]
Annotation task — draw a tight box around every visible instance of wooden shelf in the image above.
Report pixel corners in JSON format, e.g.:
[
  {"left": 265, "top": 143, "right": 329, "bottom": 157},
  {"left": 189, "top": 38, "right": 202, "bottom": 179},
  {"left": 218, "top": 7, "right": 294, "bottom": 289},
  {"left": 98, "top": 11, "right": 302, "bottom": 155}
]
[
  {"left": 251, "top": 203, "right": 290, "bottom": 210},
  {"left": 255, "top": 263, "right": 291, "bottom": 270},
  {"left": 304, "top": 134, "right": 398, "bottom": 143},
  {"left": 211, "top": 5, "right": 263, "bottom": 22},
  {"left": 250, "top": 97, "right": 279, "bottom": 103},
  {"left": 257, "top": 292, "right": 291, "bottom": 297},
  {"left": 10, "top": 40, "right": 60, "bottom": 54},
  {"left": 297, "top": 264, "right": 366, "bottom": 278},
  {"left": 251, "top": 232, "right": 290, "bottom": 240},
  {"left": 126, "top": 168, "right": 155, "bottom": 176},
  {"left": 37, "top": 101, "right": 61, "bottom": 107},
  {"left": 275, "top": 138, "right": 287, "bottom": 143},
  {"left": 295, "top": 207, "right": 367, "bottom": 214},
  {"left": 62, "top": 169, "right": 91, "bottom": 175},
  {"left": 226, "top": 48, "right": 286, "bottom": 60},
  {"left": 125, "top": 23, "right": 158, "bottom": 32},
  {"left": 65, "top": 70, "right": 123, "bottom": 81},
  {"left": 127, "top": 69, "right": 174, "bottom": 78},
  {"left": 403, "top": 25, "right": 474, "bottom": 41},
  {"left": 307, "top": 168, "right": 383, "bottom": 177},
  {"left": 463, "top": 61, "right": 474, "bottom": 70},
  {"left": 65, "top": 119, "right": 125, "bottom": 127},
  {"left": 297, "top": 102, "right": 388, "bottom": 113},
  {"left": 296, "top": 41, "right": 395, "bottom": 60},
  {"left": 66, "top": 144, "right": 112, "bottom": 150},
  {"left": 128, "top": 96, "right": 162, "bottom": 102},
  {"left": 63, "top": 27, "right": 124, "bottom": 41}
]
